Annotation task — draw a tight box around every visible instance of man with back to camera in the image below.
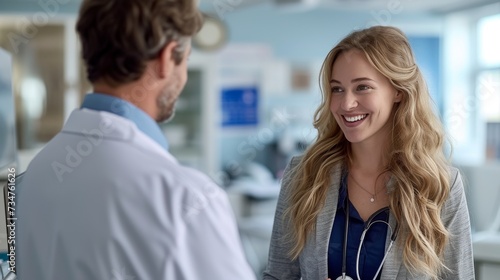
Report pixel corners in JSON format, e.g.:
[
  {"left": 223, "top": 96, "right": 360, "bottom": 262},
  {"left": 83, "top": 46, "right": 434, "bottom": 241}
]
[{"left": 15, "top": 0, "right": 257, "bottom": 279}]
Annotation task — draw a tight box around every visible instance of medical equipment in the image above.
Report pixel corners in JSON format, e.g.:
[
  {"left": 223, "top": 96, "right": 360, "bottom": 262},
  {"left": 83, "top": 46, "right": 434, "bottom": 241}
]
[{"left": 335, "top": 192, "right": 399, "bottom": 280}]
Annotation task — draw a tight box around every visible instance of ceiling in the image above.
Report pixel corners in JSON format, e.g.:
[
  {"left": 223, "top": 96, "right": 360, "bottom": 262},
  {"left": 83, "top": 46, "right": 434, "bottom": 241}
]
[
  {"left": 202, "top": 0, "right": 499, "bottom": 14},
  {"left": 0, "top": 0, "right": 497, "bottom": 15},
  {"left": 322, "top": 0, "right": 497, "bottom": 13}
]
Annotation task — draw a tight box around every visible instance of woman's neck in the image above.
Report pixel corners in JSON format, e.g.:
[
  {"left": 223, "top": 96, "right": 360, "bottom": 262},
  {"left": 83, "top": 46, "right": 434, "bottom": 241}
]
[{"left": 349, "top": 141, "right": 389, "bottom": 175}]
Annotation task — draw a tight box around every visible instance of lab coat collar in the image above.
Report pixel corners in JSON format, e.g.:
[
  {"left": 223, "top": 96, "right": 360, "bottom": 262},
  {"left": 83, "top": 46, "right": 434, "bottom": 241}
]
[
  {"left": 80, "top": 93, "right": 169, "bottom": 151},
  {"left": 62, "top": 108, "right": 178, "bottom": 163}
]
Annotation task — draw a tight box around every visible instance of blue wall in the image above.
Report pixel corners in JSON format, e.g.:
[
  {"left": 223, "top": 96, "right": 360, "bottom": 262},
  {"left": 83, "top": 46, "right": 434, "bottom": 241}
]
[
  {"left": 215, "top": 3, "right": 442, "bottom": 62},
  {"left": 409, "top": 36, "right": 442, "bottom": 113},
  {"left": 0, "top": 0, "right": 81, "bottom": 14}
]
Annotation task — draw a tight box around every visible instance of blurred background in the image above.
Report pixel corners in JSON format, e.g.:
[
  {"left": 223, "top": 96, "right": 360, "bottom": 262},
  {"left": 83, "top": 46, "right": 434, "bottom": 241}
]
[{"left": 0, "top": 0, "right": 499, "bottom": 278}]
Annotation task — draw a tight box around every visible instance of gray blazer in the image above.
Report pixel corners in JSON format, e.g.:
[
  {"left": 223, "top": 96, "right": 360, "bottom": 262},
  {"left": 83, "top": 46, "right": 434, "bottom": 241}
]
[{"left": 263, "top": 156, "right": 475, "bottom": 280}]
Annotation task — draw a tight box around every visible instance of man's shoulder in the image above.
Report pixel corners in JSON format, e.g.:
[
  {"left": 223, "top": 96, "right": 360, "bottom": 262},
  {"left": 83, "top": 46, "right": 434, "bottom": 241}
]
[{"left": 162, "top": 162, "right": 226, "bottom": 200}]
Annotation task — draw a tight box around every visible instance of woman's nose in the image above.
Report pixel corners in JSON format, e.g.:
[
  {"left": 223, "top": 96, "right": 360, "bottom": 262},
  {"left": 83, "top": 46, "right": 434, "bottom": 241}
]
[{"left": 340, "top": 91, "right": 358, "bottom": 111}]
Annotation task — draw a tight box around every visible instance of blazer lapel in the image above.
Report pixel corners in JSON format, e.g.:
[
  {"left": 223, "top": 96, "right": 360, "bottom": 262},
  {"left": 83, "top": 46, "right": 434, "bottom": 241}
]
[
  {"left": 380, "top": 205, "right": 404, "bottom": 278},
  {"left": 315, "top": 164, "right": 343, "bottom": 279},
  {"left": 311, "top": 165, "right": 407, "bottom": 279}
]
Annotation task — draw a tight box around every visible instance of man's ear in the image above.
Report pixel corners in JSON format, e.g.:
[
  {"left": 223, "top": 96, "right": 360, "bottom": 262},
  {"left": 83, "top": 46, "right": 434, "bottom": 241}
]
[{"left": 158, "top": 41, "right": 178, "bottom": 79}]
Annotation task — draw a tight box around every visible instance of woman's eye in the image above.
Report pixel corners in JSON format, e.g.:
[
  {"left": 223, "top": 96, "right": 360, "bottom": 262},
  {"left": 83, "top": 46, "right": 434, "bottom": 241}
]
[
  {"left": 357, "top": 85, "right": 371, "bottom": 91},
  {"left": 331, "top": 87, "right": 343, "bottom": 93}
]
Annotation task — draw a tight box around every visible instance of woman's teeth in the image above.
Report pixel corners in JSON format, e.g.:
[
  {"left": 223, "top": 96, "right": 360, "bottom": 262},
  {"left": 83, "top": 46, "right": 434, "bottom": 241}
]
[{"left": 344, "top": 114, "right": 367, "bottom": 123}]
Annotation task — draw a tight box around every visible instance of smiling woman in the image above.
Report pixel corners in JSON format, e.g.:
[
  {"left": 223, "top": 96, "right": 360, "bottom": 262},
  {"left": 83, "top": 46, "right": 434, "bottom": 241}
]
[
  {"left": 263, "top": 26, "right": 474, "bottom": 280},
  {"left": 329, "top": 50, "right": 401, "bottom": 146}
]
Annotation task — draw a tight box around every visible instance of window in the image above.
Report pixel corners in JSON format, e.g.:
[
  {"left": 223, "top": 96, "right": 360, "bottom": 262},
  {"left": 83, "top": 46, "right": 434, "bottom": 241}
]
[
  {"left": 478, "top": 14, "right": 500, "bottom": 68},
  {"left": 477, "top": 13, "right": 500, "bottom": 160}
]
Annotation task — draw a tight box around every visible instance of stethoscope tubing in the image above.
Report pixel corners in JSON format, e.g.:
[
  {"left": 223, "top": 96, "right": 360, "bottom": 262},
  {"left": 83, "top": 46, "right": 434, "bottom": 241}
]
[{"left": 337, "top": 190, "right": 399, "bottom": 280}]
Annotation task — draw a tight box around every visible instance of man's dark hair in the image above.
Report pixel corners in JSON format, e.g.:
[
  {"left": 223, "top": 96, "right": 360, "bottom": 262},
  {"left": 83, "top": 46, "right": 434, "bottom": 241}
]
[{"left": 76, "top": 0, "right": 203, "bottom": 86}]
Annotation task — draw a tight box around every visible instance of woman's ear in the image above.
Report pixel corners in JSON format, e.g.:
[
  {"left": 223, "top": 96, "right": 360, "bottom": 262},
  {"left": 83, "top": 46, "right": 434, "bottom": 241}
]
[{"left": 394, "top": 91, "right": 403, "bottom": 103}]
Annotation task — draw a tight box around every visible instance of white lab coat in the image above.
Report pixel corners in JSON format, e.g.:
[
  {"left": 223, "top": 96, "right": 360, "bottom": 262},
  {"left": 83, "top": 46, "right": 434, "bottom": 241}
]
[{"left": 17, "top": 109, "right": 256, "bottom": 280}]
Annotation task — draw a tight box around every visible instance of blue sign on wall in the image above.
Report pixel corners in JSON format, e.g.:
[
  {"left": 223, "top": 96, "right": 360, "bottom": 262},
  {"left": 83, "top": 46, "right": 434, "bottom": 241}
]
[{"left": 221, "top": 86, "right": 259, "bottom": 127}]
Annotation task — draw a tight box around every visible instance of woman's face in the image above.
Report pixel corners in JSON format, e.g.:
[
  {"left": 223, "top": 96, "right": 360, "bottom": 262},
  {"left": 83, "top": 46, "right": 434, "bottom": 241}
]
[{"left": 329, "top": 49, "right": 401, "bottom": 146}]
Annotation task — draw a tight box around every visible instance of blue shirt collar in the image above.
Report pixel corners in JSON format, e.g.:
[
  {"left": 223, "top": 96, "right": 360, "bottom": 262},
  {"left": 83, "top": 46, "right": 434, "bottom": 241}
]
[{"left": 81, "top": 93, "right": 169, "bottom": 151}]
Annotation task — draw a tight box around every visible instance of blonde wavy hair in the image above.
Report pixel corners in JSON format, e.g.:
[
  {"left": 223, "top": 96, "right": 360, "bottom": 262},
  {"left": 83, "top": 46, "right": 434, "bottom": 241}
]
[{"left": 285, "top": 26, "right": 451, "bottom": 279}]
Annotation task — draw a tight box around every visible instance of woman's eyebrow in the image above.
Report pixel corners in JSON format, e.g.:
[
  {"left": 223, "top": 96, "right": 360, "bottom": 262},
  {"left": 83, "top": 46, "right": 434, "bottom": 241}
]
[
  {"left": 330, "top": 77, "right": 375, "bottom": 84},
  {"left": 351, "top": 77, "right": 375, "bottom": 83}
]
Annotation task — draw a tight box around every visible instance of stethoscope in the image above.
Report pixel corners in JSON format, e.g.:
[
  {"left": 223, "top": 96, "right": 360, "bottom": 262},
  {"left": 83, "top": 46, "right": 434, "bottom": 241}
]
[{"left": 336, "top": 193, "right": 399, "bottom": 280}]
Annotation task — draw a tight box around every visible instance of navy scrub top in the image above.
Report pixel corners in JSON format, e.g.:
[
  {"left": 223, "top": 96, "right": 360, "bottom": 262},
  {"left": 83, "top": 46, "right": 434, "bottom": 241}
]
[{"left": 328, "top": 172, "right": 390, "bottom": 280}]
